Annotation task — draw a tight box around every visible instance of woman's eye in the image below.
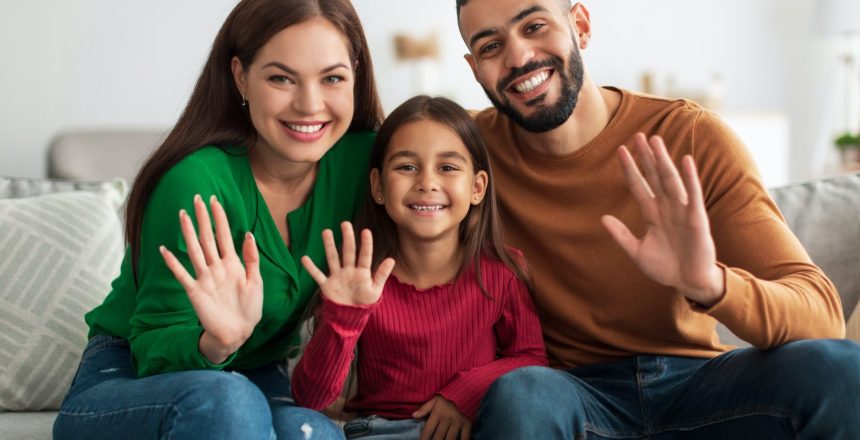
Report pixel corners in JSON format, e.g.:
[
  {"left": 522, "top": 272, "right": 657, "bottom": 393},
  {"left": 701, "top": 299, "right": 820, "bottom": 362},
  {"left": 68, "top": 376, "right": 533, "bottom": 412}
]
[
  {"left": 324, "top": 75, "right": 345, "bottom": 84},
  {"left": 269, "top": 75, "right": 294, "bottom": 85}
]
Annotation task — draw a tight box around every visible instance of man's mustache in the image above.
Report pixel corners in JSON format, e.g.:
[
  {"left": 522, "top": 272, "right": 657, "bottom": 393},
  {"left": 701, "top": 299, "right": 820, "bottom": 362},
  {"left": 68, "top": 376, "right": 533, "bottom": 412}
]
[{"left": 496, "top": 57, "right": 563, "bottom": 95}]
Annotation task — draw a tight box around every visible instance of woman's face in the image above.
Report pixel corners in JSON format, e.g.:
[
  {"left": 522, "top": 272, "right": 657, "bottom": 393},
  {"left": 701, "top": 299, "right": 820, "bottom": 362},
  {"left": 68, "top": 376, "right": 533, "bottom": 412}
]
[{"left": 233, "top": 17, "right": 355, "bottom": 164}]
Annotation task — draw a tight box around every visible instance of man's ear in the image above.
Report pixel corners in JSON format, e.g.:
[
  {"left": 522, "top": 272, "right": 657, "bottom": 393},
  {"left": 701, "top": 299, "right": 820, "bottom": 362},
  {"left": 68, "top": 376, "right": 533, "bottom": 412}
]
[
  {"left": 231, "top": 56, "right": 247, "bottom": 96},
  {"left": 570, "top": 3, "right": 592, "bottom": 49},
  {"left": 464, "top": 54, "right": 479, "bottom": 81}
]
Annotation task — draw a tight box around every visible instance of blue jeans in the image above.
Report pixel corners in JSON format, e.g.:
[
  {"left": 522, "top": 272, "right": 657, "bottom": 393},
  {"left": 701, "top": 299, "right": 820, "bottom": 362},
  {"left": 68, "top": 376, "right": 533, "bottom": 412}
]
[
  {"left": 343, "top": 415, "right": 425, "bottom": 439},
  {"left": 53, "top": 335, "right": 344, "bottom": 440},
  {"left": 473, "top": 339, "right": 860, "bottom": 439}
]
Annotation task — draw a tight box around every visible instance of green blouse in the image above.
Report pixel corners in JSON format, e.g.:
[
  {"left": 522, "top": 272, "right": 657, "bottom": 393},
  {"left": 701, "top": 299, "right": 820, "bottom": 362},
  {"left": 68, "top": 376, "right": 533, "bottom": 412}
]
[{"left": 86, "top": 132, "right": 374, "bottom": 376}]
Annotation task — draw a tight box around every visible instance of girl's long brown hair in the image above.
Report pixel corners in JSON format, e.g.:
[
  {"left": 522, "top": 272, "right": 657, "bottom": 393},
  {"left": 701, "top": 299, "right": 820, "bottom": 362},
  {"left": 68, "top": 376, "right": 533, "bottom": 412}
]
[
  {"left": 125, "top": 0, "right": 383, "bottom": 279},
  {"left": 357, "top": 95, "right": 532, "bottom": 295}
]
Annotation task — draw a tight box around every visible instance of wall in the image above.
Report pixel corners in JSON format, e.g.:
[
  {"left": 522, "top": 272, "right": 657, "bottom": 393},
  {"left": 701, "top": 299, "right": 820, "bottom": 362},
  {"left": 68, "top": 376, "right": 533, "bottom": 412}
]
[{"left": 0, "top": 0, "right": 850, "bottom": 182}]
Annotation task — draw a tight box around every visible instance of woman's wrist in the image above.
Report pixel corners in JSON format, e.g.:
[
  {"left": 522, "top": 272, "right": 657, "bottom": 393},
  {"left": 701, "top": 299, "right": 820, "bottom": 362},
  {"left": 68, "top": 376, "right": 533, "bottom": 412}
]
[{"left": 198, "top": 330, "right": 246, "bottom": 364}]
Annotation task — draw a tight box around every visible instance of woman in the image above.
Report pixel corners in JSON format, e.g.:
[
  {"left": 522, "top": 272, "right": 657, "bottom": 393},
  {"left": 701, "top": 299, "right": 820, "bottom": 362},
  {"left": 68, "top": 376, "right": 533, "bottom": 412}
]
[{"left": 53, "top": 0, "right": 382, "bottom": 438}]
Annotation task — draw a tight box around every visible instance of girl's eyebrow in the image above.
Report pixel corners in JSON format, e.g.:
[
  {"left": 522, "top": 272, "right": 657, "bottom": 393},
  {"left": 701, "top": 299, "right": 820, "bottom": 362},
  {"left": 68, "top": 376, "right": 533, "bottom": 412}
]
[{"left": 388, "top": 150, "right": 468, "bottom": 163}]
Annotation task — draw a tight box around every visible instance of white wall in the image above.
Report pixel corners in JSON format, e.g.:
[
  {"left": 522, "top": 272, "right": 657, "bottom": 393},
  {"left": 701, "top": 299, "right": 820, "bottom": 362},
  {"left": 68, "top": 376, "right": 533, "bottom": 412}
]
[{"left": 0, "top": 0, "right": 850, "bottom": 182}]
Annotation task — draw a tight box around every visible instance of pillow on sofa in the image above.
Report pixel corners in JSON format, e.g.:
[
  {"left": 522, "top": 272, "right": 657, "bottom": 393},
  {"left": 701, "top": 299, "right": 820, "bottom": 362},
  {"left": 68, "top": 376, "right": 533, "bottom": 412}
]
[{"left": 0, "top": 179, "right": 127, "bottom": 411}]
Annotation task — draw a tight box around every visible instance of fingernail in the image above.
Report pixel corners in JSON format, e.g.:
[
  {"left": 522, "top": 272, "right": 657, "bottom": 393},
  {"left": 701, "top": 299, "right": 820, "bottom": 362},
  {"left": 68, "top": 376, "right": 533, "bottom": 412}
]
[
  {"left": 194, "top": 194, "right": 202, "bottom": 203},
  {"left": 179, "top": 209, "right": 186, "bottom": 218},
  {"left": 159, "top": 245, "right": 166, "bottom": 254},
  {"left": 246, "top": 232, "right": 254, "bottom": 241},
  {"left": 210, "top": 195, "right": 217, "bottom": 204}
]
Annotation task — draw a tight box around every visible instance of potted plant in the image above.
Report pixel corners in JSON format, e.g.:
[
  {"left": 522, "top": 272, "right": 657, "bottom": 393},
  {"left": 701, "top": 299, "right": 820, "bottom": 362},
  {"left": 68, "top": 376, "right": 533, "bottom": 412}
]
[{"left": 835, "top": 132, "right": 860, "bottom": 167}]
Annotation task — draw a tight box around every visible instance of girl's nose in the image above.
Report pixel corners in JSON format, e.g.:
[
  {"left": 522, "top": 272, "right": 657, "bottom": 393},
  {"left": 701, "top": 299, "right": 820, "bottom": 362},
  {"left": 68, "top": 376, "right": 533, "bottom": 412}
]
[{"left": 416, "top": 172, "right": 439, "bottom": 192}]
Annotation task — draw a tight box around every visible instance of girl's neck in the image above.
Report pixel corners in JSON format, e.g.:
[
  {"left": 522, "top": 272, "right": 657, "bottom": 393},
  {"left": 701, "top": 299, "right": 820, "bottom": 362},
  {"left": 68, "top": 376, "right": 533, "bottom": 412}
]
[{"left": 394, "top": 233, "right": 463, "bottom": 290}]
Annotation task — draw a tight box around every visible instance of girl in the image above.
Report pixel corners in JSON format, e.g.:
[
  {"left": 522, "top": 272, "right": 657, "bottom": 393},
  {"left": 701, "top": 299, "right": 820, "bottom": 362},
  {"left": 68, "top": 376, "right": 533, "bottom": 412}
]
[
  {"left": 292, "top": 96, "right": 548, "bottom": 440},
  {"left": 53, "top": 0, "right": 381, "bottom": 439}
]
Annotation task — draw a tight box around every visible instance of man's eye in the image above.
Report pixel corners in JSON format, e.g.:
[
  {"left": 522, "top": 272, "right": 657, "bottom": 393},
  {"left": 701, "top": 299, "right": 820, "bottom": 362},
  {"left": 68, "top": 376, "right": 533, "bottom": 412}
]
[
  {"left": 480, "top": 41, "right": 500, "bottom": 55},
  {"left": 526, "top": 23, "right": 545, "bottom": 33}
]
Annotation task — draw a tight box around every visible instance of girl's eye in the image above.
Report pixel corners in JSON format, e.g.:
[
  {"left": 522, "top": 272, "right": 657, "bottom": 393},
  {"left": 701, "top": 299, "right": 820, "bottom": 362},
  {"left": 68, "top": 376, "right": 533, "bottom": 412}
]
[
  {"left": 394, "top": 164, "right": 417, "bottom": 172},
  {"left": 440, "top": 165, "right": 459, "bottom": 172},
  {"left": 269, "top": 75, "right": 294, "bottom": 85}
]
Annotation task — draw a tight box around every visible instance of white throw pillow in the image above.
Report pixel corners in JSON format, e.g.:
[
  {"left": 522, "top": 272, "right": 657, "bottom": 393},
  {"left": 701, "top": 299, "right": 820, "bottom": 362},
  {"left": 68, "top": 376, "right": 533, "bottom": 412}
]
[{"left": 0, "top": 181, "right": 127, "bottom": 411}]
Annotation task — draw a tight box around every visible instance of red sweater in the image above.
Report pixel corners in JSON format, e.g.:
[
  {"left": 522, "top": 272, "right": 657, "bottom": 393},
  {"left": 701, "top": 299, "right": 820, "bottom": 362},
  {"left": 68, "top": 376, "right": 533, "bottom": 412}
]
[{"left": 291, "top": 254, "right": 547, "bottom": 420}]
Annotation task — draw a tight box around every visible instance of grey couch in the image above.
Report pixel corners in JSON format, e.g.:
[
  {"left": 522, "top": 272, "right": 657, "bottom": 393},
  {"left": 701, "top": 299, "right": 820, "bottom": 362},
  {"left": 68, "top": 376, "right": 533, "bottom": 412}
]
[{"left": 1, "top": 132, "right": 858, "bottom": 439}]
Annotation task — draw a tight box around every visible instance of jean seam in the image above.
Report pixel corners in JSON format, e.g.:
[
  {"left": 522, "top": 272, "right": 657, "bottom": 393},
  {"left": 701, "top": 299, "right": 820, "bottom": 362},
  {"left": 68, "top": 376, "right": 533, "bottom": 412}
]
[
  {"left": 59, "top": 403, "right": 180, "bottom": 418},
  {"left": 651, "top": 407, "right": 799, "bottom": 436}
]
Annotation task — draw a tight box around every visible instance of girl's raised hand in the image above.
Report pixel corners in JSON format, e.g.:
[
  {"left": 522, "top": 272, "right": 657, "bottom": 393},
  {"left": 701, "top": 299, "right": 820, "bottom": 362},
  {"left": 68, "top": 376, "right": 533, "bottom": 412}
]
[
  {"left": 159, "top": 195, "right": 263, "bottom": 363},
  {"left": 301, "top": 222, "right": 394, "bottom": 306}
]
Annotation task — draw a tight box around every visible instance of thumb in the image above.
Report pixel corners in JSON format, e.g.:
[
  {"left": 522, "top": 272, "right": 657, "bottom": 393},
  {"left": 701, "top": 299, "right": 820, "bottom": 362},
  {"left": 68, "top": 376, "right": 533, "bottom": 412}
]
[
  {"left": 601, "top": 215, "right": 639, "bottom": 259},
  {"left": 412, "top": 398, "right": 435, "bottom": 419}
]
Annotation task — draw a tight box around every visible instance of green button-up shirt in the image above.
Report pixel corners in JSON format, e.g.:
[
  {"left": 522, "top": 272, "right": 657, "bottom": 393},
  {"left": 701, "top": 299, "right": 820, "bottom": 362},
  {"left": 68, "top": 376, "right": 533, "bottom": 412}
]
[{"left": 86, "top": 132, "right": 374, "bottom": 376}]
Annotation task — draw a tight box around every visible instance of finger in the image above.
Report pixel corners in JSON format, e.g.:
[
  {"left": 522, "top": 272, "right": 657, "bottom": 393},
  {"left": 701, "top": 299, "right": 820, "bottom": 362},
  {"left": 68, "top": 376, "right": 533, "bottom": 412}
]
[
  {"left": 357, "top": 228, "right": 374, "bottom": 269},
  {"left": 321, "top": 229, "right": 341, "bottom": 273},
  {"left": 633, "top": 133, "right": 665, "bottom": 197},
  {"left": 432, "top": 417, "right": 451, "bottom": 440},
  {"left": 372, "top": 258, "right": 396, "bottom": 291},
  {"left": 681, "top": 155, "right": 707, "bottom": 219},
  {"left": 193, "top": 194, "right": 220, "bottom": 265},
  {"left": 617, "top": 146, "right": 655, "bottom": 202},
  {"left": 445, "top": 422, "right": 460, "bottom": 440},
  {"left": 160, "top": 246, "right": 196, "bottom": 293},
  {"left": 413, "top": 399, "right": 435, "bottom": 419},
  {"left": 650, "top": 136, "right": 688, "bottom": 204},
  {"left": 242, "top": 232, "right": 261, "bottom": 286},
  {"left": 179, "top": 208, "right": 207, "bottom": 276},
  {"left": 601, "top": 215, "right": 640, "bottom": 259},
  {"left": 461, "top": 421, "right": 471, "bottom": 440},
  {"left": 420, "top": 412, "right": 439, "bottom": 440},
  {"left": 341, "top": 222, "right": 356, "bottom": 267},
  {"left": 301, "top": 255, "right": 328, "bottom": 286},
  {"left": 210, "top": 196, "right": 237, "bottom": 258}
]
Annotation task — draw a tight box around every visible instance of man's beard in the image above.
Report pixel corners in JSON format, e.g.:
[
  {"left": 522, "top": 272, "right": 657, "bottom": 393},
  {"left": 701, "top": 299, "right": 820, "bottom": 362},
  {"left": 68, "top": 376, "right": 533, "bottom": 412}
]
[{"left": 482, "top": 42, "right": 584, "bottom": 133}]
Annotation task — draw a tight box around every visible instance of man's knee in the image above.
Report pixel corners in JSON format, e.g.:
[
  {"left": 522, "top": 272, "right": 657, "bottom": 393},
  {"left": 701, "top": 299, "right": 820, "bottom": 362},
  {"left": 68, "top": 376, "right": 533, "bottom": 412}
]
[{"left": 770, "top": 339, "right": 860, "bottom": 396}]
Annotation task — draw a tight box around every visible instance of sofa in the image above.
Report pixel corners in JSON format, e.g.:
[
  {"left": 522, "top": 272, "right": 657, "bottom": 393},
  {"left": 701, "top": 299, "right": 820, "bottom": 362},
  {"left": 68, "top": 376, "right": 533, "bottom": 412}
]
[{"left": 1, "top": 133, "right": 858, "bottom": 439}]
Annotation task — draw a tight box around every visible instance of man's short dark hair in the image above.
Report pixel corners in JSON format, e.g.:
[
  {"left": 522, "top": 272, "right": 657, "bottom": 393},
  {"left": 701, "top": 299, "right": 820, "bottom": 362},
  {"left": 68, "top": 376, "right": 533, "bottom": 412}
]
[{"left": 456, "top": 0, "right": 572, "bottom": 20}]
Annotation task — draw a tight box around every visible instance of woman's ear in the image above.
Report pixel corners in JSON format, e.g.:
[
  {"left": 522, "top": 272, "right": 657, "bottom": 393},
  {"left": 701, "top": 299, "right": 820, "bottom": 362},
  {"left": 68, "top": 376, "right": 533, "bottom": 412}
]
[
  {"left": 231, "top": 56, "right": 247, "bottom": 96},
  {"left": 370, "top": 168, "right": 384, "bottom": 204},
  {"left": 471, "top": 170, "right": 489, "bottom": 205}
]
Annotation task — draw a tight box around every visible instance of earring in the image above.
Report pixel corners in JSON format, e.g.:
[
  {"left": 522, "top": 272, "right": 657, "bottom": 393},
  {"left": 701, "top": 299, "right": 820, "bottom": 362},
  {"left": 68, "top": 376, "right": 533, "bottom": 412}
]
[{"left": 241, "top": 94, "right": 247, "bottom": 107}]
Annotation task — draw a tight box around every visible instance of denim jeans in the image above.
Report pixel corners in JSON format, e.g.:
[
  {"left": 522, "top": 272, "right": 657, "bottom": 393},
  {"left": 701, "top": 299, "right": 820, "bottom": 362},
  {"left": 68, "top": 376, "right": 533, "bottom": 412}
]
[
  {"left": 472, "top": 339, "right": 860, "bottom": 439},
  {"left": 343, "top": 415, "right": 424, "bottom": 439},
  {"left": 53, "top": 335, "right": 344, "bottom": 440}
]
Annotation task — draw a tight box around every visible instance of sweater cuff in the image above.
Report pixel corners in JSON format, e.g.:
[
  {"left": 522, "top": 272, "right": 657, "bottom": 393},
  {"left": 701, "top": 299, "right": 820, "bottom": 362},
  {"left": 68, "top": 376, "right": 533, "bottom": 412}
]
[
  {"left": 320, "top": 296, "right": 377, "bottom": 334},
  {"left": 694, "top": 263, "right": 748, "bottom": 325}
]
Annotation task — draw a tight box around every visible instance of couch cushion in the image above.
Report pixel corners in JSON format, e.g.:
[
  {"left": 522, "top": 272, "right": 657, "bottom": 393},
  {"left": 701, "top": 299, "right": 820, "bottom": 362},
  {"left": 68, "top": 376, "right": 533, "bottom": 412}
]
[
  {"left": 0, "top": 181, "right": 127, "bottom": 411},
  {"left": 0, "top": 411, "right": 56, "bottom": 440}
]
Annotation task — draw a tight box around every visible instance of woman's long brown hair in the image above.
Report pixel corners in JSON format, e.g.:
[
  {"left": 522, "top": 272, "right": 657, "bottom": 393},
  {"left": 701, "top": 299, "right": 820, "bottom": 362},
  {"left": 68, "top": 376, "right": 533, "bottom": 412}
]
[
  {"left": 357, "top": 95, "right": 532, "bottom": 295},
  {"left": 125, "top": 0, "right": 383, "bottom": 280}
]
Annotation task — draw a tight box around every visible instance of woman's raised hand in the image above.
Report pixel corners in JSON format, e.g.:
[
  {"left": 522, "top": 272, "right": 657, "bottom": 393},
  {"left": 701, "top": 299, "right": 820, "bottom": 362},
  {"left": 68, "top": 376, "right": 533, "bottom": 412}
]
[
  {"left": 301, "top": 222, "right": 394, "bottom": 306},
  {"left": 601, "top": 133, "right": 725, "bottom": 307},
  {"left": 160, "top": 194, "right": 263, "bottom": 363}
]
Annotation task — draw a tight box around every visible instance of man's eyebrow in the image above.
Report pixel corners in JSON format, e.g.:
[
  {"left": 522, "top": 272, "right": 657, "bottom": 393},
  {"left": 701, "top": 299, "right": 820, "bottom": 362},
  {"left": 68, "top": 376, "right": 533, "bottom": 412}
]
[{"left": 468, "top": 5, "right": 548, "bottom": 48}]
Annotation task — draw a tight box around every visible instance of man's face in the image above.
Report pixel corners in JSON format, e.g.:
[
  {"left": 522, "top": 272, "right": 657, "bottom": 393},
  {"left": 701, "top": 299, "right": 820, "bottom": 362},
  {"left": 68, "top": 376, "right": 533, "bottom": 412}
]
[{"left": 459, "top": 0, "right": 584, "bottom": 133}]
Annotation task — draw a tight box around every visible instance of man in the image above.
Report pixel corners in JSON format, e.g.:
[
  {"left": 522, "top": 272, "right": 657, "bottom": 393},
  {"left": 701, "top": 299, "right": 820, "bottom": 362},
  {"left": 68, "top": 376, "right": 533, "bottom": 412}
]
[{"left": 456, "top": 0, "right": 860, "bottom": 438}]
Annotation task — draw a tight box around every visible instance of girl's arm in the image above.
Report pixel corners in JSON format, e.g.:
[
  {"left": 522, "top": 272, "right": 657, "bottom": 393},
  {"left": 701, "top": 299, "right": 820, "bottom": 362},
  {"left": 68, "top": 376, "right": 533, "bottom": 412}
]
[
  {"left": 291, "top": 222, "right": 394, "bottom": 409},
  {"left": 436, "top": 274, "right": 548, "bottom": 419}
]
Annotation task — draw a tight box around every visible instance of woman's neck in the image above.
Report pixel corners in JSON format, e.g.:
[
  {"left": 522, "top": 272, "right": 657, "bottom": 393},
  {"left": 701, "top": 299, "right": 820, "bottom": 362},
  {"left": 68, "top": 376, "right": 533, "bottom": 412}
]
[
  {"left": 248, "top": 145, "right": 317, "bottom": 195},
  {"left": 394, "top": 233, "right": 463, "bottom": 290}
]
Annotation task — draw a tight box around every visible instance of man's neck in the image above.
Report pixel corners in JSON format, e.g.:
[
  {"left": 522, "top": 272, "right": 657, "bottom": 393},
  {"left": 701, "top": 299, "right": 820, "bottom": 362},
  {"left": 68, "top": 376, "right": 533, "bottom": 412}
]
[{"left": 513, "top": 82, "right": 621, "bottom": 157}]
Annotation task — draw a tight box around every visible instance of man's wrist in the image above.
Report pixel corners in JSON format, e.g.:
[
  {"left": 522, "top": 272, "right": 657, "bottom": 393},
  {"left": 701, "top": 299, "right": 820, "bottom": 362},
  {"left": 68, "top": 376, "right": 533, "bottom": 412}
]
[{"left": 685, "top": 265, "right": 727, "bottom": 308}]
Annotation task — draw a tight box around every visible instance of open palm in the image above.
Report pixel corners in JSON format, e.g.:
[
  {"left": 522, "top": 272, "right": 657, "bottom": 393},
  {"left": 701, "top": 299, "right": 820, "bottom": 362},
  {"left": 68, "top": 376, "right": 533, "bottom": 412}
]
[
  {"left": 601, "top": 134, "right": 724, "bottom": 306},
  {"left": 302, "top": 222, "right": 394, "bottom": 306},
  {"left": 160, "top": 194, "right": 263, "bottom": 358}
]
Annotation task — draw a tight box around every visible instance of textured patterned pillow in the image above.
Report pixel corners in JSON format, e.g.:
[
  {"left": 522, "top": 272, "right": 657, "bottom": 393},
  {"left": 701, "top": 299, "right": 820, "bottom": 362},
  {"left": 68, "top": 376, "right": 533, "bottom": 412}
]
[{"left": 0, "top": 180, "right": 127, "bottom": 411}]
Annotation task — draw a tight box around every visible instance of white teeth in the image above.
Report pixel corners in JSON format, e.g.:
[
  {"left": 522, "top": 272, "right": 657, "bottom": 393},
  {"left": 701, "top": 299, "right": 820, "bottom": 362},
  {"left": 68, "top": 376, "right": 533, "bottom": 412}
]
[
  {"left": 513, "top": 71, "right": 550, "bottom": 93},
  {"left": 286, "top": 123, "right": 324, "bottom": 133},
  {"left": 409, "top": 204, "right": 445, "bottom": 212}
]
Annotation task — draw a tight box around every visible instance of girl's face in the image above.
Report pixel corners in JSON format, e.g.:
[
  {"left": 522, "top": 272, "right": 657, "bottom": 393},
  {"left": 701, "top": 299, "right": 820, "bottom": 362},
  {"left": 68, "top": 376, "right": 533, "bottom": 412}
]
[
  {"left": 232, "top": 17, "right": 354, "bottom": 164},
  {"left": 371, "top": 119, "right": 488, "bottom": 244}
]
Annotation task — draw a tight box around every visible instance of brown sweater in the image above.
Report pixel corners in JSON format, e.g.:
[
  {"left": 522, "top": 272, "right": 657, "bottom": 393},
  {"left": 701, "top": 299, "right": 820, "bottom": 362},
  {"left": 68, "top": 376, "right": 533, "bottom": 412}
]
[{"left": 474, "top": 88, "right": 845, "bottom": 369}]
